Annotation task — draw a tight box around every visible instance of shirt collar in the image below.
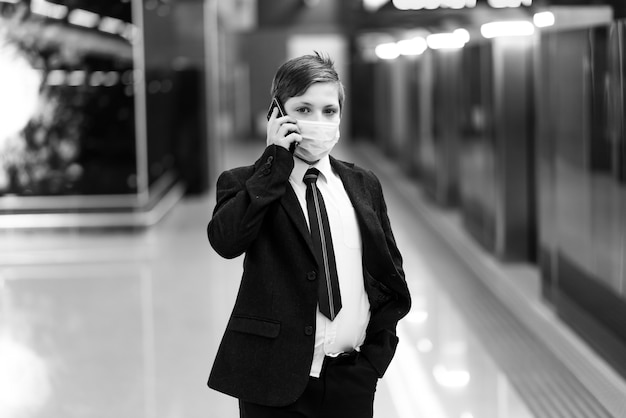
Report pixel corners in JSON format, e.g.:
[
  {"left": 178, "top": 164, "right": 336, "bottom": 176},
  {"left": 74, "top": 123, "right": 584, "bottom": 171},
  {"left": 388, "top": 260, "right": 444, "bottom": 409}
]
[{"left": 292, "top": 155, "right": 333, "bottom": 185}]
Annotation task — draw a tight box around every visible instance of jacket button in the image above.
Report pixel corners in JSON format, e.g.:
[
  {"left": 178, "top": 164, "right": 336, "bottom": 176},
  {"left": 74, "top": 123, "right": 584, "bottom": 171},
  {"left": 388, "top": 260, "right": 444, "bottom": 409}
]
[
  {"left": 306, "top": 271, "right": 317, "bottom": 281},
  {"left": 304, "top": 326, "right": 314, "bottom": 336}
]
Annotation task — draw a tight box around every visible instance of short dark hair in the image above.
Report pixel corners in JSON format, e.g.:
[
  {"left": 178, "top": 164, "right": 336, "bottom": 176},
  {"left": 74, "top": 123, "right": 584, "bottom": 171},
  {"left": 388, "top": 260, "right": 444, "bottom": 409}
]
[{"left": 270, "top": 51, "right": 345, "bottom": 111}]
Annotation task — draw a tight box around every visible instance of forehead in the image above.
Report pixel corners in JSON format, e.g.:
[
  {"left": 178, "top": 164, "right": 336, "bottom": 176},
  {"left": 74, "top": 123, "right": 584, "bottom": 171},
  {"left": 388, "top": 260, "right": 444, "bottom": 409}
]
[{"left": 291, "top": 82, "right": 340, "bottom": 105}]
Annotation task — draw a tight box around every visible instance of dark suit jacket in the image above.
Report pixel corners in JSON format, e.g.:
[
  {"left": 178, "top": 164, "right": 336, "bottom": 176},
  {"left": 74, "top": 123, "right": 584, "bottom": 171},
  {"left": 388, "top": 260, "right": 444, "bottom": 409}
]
[{"left": 207, "top": 145, "right": 411, "bottom": 407}]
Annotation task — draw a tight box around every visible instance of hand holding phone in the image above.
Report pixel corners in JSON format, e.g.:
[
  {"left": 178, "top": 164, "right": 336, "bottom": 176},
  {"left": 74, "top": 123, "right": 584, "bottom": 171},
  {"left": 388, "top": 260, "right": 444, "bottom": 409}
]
[
  {"left": 266, "top": 97, "right": 299, "bottom": 153},
  {"left": 267, "top": 97, "right": 287, "bottom": 120}
]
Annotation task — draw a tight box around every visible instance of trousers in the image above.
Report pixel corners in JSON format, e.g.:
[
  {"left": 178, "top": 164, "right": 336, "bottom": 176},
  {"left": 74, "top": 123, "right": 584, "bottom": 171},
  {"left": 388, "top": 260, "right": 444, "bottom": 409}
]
[{"left": 239, "top": 351, "right": 379, "bottom": 418}]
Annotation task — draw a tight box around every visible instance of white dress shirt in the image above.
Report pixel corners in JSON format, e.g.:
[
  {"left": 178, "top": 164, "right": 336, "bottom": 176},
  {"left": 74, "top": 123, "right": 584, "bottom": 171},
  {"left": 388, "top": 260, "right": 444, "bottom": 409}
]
[{"left": 289, "top": 155, "right": 371, "bottom": 378}]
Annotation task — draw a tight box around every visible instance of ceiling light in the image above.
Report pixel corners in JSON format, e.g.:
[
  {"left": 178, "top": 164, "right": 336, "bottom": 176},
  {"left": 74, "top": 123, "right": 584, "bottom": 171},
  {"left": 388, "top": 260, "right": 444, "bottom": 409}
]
[
  {"left": 533, "top": 11, "right": 555, "bottom": 27},
  {"left": 427, "top": 32, "right": 466, "bottom": 49},
  {"left": 375, "top": 42, "right": 400, "bottom": 60},
  {"left": 488, "top": 0, "right": 532, "bottom": 7},
  {"left": 99, "top": 16, "right": 126, "bottom": 35},
  {"left": 30, "top": 0, "right": 68, "bottom": 19},
  {"left": 453, "top": 28, "right": 470, "bottom": 43},
  {"left": 362, "top": 0, "right": 389, "bottom": 11},
  {"left": 481, "top": 21, "right": 535, "bottom": 38},
  {"left": 68, "top": 8, "right": 100, "bottom": 28},
  {"left": 393, "top": 0, "right": 477, "bottom": 9},
  {"left": 448, "top": 0, "right": 467, "bottom": 9},
  {"left": 398, "top": 37, "right": 427, "bottom": 55}
]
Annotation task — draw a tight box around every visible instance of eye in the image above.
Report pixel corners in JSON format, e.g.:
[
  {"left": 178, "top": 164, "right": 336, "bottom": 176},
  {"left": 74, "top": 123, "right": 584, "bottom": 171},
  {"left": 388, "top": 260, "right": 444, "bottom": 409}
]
[
  {"left": 295, "top": 107, "right": 311, "bottom": 114},
  {"left": 323, "top": 107, "right": 339, "bottom": 116}
]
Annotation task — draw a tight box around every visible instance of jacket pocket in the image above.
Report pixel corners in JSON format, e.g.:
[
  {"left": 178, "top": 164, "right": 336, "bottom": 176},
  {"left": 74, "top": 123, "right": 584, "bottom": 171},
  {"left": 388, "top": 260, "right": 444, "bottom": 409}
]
[
  {"left": 364, "top": 268, "right": 396, "bottom": 311},
  {"left": 227, "top": 315, "right": 281, "bottom": 338}
]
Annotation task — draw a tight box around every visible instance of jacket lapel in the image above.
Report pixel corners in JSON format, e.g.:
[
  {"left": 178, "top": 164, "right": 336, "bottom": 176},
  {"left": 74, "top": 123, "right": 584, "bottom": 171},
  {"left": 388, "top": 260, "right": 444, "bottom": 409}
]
[
  {"left": 280, "top": 157, "right": 381, "bottom": 270},
  {"left": 330, "top": 157, "right": 375, "bottom": 230},
  {"left": 279, "top": 183, "right": 316, "bottom": 257},
  {"left": 331, "top": 157, "right": 398, "bottom": 291}
]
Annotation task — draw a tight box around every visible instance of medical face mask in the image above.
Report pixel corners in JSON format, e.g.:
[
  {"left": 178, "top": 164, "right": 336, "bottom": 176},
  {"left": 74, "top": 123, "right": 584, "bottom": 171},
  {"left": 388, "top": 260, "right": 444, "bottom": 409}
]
[{"left": 294, "top": 119, "right": 340, "bottom": 162}]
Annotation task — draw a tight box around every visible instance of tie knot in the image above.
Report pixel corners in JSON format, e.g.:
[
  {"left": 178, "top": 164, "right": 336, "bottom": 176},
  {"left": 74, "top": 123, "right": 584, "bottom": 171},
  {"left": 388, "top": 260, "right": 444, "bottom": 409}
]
[{"left": 303, "top": 168, "right": 320, "bottom": 185}]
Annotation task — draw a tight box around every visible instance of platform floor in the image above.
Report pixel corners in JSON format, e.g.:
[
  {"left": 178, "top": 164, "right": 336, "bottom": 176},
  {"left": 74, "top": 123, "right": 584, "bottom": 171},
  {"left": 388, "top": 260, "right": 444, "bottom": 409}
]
[{"left": 1, "top": 138, "right": 624, "bottom": 418}]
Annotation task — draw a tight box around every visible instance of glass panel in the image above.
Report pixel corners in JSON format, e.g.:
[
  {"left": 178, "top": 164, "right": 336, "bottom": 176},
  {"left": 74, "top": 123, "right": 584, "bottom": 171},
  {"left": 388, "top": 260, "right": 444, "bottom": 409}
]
[
  {"left": 459, "top": 44, "right": 496, "bottom": 251},
  {"left": 547, "top": 22, "right": 626, "bottom": 379},
  {"left": 552, "top": 29, "right": 592, "bottom": 276},
  {"left": 536, "top": 32, "right": 558, "bottom": 299},
  {"left": 0, "top": 1, "right": 137, "bottom": 198},
  {"left": 589, "top": 25, "right": 622, "bottom": 295}
]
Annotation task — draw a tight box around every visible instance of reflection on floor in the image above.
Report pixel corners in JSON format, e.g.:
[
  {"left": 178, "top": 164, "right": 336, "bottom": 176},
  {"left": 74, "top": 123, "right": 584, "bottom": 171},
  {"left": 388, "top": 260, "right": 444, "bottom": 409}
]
[{"left": 1, "top": 138, "right": 600, "bottom": 418}]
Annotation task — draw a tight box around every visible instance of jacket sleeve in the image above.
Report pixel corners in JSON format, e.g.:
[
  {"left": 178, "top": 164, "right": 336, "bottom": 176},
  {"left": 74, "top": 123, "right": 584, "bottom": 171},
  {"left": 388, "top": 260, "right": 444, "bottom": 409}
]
[
  {"left": 207, "top": 145, "right": 294, "bottom": 259},
  {"left": 361, "top": 172, "right": 411, "bottom": 377},
  {"left": 378, "top": 175, "right": 406, "bottom": 286}
]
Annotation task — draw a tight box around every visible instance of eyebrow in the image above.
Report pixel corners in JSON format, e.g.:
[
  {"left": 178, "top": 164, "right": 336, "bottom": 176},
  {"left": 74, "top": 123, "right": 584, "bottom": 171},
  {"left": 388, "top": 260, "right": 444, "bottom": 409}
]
[{"left": 293, "top": 101, "right": 338, "bottom": 108}]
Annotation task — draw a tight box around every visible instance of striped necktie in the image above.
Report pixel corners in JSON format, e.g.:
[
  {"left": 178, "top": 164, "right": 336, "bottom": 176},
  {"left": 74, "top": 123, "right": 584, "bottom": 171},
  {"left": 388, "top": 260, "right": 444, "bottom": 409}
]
[{"left": 303, "top": 168, "right": 342, "bottom": 320}]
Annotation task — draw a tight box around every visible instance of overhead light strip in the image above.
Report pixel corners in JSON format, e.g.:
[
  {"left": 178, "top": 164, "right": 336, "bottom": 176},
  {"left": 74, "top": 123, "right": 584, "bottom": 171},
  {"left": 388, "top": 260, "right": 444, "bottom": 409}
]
[
  {"left": 26, "top": 0, "right": 138, "bottom": 43},
  {"left": 487, "top": 0, "right": 531, "bottom": 8},
  {"left": 481, "top": 21, "right": 535, "bottom": 38},
  {"left": 533, "top": 11, "right": 555, "bottom": 28},
  {"left": 68, "top": 8, "right": 100, "bottom": 28},
  {"left": 392, "top": 0, "right": 476, "bottom": 10},
  {"left": 31, "top": 0, "right": 68, "bottom": 20}
]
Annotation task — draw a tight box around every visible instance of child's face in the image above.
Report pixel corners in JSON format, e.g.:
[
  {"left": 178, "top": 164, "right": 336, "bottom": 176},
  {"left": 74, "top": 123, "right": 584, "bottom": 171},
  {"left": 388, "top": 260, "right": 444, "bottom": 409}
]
[{"left": 283, "top": 82, "right": 341, "bottom": 124}]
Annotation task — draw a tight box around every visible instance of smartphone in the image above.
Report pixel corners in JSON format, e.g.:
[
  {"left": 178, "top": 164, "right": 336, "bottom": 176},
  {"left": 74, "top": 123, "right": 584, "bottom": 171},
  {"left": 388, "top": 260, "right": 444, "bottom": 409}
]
[
  {"left": 266, "top": 97, "right": 297, "bottom": 153},
  {"left": 266, "top": 97, "right": 287, "bottom": 120}
]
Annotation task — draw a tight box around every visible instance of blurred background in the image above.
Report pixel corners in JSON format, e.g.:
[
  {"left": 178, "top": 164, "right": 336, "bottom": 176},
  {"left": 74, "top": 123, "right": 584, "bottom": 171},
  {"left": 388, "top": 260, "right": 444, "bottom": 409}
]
[{"left": 1, "top": 0, "right": 626, "bottom": 417}]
